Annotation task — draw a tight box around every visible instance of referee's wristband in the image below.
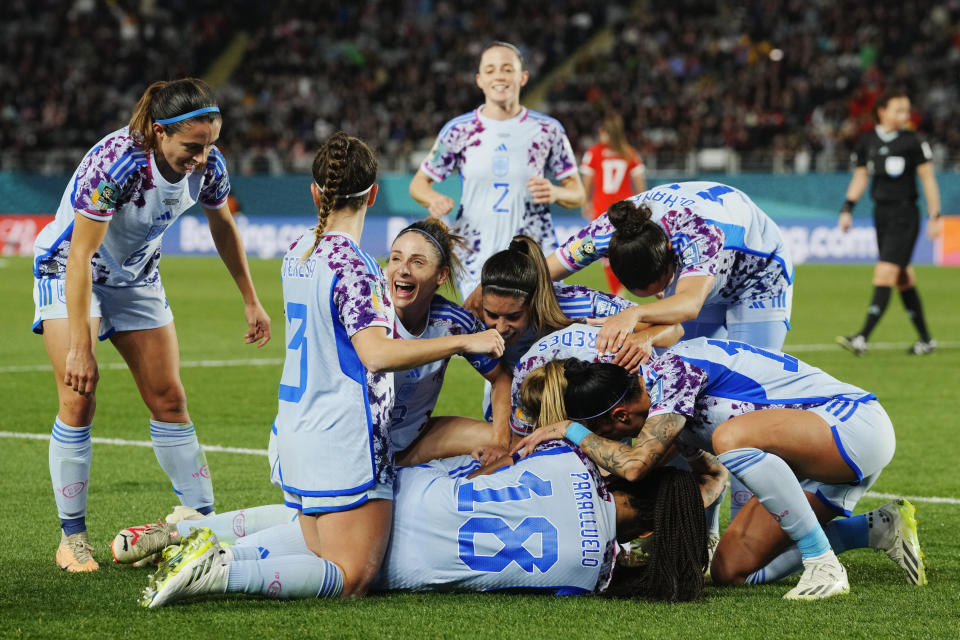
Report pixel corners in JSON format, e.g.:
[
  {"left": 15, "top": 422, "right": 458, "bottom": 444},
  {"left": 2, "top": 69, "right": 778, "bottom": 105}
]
[
  {"left": 840, "top": 199, "right": 857, "bottom": 215},
  {"left": 565, "top": 422, "right": 593, "bottom": 447},
  {"left": 929, "top": 211, "right": 942, "bottom": 220}
]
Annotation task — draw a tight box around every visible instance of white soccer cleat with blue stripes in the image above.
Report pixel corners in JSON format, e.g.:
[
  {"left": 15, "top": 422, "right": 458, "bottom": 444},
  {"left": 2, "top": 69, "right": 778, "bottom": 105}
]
[
  {"left": 139, "top": 527, "right": 228, "bottom": 608},
  {"left": 871, "top": 499, "right": 927, "bottom": 585},
  {"left": 783, "top": 553, "right": 849, "bottom": 601}
]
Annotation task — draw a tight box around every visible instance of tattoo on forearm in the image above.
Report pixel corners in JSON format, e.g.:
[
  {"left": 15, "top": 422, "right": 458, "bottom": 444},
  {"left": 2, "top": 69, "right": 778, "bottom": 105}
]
[{"left": 580, "top": 413, "right": 686, "bottom": 480}]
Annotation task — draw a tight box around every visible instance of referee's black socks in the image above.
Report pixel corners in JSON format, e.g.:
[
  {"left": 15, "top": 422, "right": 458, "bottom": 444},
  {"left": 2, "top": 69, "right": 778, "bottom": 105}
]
[
  {"left": 859, "top": 286, "right": 892, "bottom": 339},
  {"left": 900, "top": 287, "right": 932, "bottom": 342}
]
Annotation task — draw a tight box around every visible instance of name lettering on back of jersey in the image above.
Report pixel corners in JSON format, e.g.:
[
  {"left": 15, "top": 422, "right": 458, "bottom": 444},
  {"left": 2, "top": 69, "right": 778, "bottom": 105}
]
[
  {"left": 570, "top": 472, "right": 601, "bottom": 567},
  {"left": 282, "top": 256, "right": 318, "bottom": 279}
]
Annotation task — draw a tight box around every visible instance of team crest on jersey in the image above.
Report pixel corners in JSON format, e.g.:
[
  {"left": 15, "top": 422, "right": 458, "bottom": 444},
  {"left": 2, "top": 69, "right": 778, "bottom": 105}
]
[
  {"left": 671, "top": 232, "right": 701, "bottom": 268},
  {"left": 569, "top": 238, "right": 596, "bottom": 265},
  {"left": 492, "top": 155, "right": 509, "bottom": 177},
  {"left": 90, "top": 180, "right": 119, "bottom": 211},
  {"left": 884, "top": 156, "right": 905, "bottom": 177}
]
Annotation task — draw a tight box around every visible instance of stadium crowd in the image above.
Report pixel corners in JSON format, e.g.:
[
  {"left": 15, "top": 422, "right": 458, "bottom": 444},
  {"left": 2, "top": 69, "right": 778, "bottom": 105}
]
[{"left": 2, "top": 0, "right": 958, "bottom": 174}]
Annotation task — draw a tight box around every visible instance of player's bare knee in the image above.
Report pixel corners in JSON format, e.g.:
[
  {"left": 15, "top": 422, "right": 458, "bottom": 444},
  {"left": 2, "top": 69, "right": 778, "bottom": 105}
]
[
  {"left": 59, "top": 394, "right": 96, "bottom": 426},
  {"left": 712, "top": 423, "right": 742, "bottom": 454},
  {"left": 147, "top": 384, "right": 188, "bottom": 417}
]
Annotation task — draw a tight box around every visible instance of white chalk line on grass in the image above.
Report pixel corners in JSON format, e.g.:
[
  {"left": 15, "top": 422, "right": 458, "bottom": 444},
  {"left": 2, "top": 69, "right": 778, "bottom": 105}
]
[
  {"left": 2, "top": 341, "right": 959, "bottom": 375},
  {"left": 2, "top": 429, "right": 958, "bottom": 506}
]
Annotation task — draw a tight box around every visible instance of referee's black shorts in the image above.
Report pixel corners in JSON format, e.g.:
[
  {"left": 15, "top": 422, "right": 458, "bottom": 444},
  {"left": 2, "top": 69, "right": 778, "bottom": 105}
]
[{"left": 873, "top": 200, "right": 920, "bottom": 267}]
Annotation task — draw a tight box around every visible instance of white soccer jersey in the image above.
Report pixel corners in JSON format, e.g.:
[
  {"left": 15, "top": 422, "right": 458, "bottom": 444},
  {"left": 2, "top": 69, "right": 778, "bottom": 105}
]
[
  {"left": 391, "top": 295, "right": 499, "bottom": 452},
  {"left": 642, "top": 337, "right": 876, "bottom": 454},
  {"left": 33, "top": 127, "right": 229, "bottom": 286},
  {"left": 422, "top": 107, "right": 579, "bottom": 298},
  {"left": 275, "top": 231, "right": 395, "bottom": 505},
  {"left": 377, "top": 442, "right": 617, "bottom": 594},
  {"left": 555, "top": 182, "right": 793, "bottom": 309}
]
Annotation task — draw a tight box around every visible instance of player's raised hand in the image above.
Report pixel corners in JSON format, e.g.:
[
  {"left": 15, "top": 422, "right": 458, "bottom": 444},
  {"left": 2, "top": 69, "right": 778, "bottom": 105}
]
[{"left": 463, "top": 328, "right": 505, "bottom": 358}]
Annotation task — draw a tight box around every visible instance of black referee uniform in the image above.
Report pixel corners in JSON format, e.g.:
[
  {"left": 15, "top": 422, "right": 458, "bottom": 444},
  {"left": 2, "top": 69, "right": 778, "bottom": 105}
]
[
  {"left": 853, "top": 127, "right": 933, "bottom": 267},
  {"left": 838, "top": 126, "right": 937, "bottom": 355}
]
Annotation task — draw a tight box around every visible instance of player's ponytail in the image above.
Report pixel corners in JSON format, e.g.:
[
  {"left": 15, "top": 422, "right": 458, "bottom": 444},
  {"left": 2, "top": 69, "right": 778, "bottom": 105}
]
[
  {"left": 607, "top": 199, "right": 672, "bottom": 291},
  {"left": 520, "top": 360, "right": 570, "bottom": 429},
  {"left": 128, "top": 78, "right": 221, "bottom": 149},
  {"left": 604, "top": 467, "right": 707, "bottom": 602},
  {"left": 303, "top": 132, "right": 378, "bottom": 259},
  {"left": 481, "top": 235, "right": 570, "bottom": 335}
]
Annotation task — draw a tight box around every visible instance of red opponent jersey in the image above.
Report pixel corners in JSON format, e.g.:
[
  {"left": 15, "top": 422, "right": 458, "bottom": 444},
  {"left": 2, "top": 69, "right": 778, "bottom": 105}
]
[{"left": 580, "top": 143, "right": 644, "bottom": 218}]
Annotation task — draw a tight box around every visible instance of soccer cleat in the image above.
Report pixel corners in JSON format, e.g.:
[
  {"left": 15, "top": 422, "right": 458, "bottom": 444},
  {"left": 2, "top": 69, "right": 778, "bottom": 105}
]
[
  {"left": 836, "top": 335, "right": 867, "bottom": 356},
  {"left": 870, "top": 499, "right": 927, "bottom": 585},
  {"left": 783, "top": 553, "right": 849, "bottom": 600},
  {"left": 57, "top": 531, "right": 99, "bottom": 572},
  {"left": 906, "top": 339, "right": 936, "bottom": 356},
  {"left": 112, "top": 521, "right": 179, "bottom": 565},
  {"left": 139, "top": 527, "right": 228, "bottom": 608}
]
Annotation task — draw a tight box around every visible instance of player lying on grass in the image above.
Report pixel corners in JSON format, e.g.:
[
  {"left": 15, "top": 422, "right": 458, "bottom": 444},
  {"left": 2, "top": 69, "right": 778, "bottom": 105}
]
[
  {"left": 114, "top": 441, "right": 726, "bottom": 606},
  {"left": 513, "top": 346, "right": 927, "bottom": 600}
]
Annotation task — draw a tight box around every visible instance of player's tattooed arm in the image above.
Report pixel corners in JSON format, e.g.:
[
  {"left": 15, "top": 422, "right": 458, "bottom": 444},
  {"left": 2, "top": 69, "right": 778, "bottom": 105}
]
[
  {"left": 579, "top": 413, "right": 687, "bottom": 482},
  {"left": 686, "top": 450, "right": 729, "bottom": 508}
]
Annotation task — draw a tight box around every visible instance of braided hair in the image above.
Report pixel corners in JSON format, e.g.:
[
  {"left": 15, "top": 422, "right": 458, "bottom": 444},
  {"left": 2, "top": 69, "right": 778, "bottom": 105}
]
[
  {"left": 605, "top": 467, "right": 708, "bottom": 602},
  {"left": 606, "top": 199, "right": 673, "bottom": 291},
  {"left": 303, "top": 131, "right": 378, "bottom": 258}
]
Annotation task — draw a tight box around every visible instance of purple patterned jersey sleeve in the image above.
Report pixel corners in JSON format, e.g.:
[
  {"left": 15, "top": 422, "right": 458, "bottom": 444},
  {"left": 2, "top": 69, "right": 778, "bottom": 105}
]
[
  {"left": 421, "top": 114, "right": 478, "bottom": 182},
  {"left": 554, "top": 214, "right": 613, "bottom": 273},
  {"left": 197, "top": 146, "right": 231, "bottom": 208},
  {"left": 332, "top": 249, "right": 392, "bottom": 338},
  {"left": 71, "top": 134, "right": 135, "bottom": 221},
  {"left": 546, "top": 124, "right": 578, "bottom": 181},
  {"left": 662, "top": 207, "right": 725, "bottom": 279},
  {"left": 644, "top": 352, "right": 708, "bottom": 419}
]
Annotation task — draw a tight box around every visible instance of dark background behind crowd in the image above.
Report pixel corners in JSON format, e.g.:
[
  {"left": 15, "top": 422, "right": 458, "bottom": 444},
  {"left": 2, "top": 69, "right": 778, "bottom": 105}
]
[{"left": 2, "top": 0, "right": 958, "bottom": 175}]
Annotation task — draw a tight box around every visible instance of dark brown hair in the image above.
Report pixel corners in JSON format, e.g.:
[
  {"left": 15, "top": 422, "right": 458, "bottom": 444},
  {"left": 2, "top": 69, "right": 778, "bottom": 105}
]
[
  {"left": 303, "top": 131, "right": 378, "bottom": 258},
  {"left": 128, "top": 78, "right": 221, "bottom": 150},
  {"left": 607, "top": 199, "right": 673, "bottom": 291}
]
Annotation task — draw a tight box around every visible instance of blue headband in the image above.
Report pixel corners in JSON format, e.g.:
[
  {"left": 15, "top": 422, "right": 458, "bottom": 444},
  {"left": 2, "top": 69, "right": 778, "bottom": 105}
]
[{"left": 155, "top": 106, "right": 221, "bottom": 126}]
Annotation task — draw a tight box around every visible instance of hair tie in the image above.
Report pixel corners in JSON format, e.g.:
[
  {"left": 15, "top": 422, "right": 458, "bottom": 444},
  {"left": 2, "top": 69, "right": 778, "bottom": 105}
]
[
  {"left": 155, "top": 106, "right": 221, "bottom": 126},
  {"left": 397, "top": 226, "right": 448, "bottom": 263},
  {"left": 315, "top": 180, "right": 375, "bottom": 199}
]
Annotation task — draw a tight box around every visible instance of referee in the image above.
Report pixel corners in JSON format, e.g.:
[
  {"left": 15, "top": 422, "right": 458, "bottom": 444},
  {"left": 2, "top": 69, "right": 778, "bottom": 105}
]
[{"left": 837, "top": 89, "right": 942, "bottom": 356}]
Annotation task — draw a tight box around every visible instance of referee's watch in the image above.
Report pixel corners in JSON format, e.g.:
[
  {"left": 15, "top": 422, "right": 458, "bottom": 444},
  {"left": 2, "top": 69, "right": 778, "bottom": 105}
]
[{"left": 929, "top": 211, "right": 942, "bottom": 221}]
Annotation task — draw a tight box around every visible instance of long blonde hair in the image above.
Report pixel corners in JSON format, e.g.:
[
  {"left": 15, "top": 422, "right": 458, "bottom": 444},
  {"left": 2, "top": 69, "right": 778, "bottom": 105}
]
[{"left": 602, "top": 113, "right": 639, "bottom": 162}]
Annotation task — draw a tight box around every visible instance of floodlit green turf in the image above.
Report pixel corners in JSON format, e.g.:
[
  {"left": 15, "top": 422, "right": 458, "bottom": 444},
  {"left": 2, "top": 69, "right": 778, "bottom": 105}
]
[{"left": 1, "top": 255, "right": 958, "bottom": 639}]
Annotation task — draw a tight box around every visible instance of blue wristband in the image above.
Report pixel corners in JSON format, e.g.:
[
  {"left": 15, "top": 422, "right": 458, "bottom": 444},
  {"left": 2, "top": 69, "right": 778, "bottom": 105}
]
[{"left": 565, "top": 422, "right": 592, "bottom": 447}]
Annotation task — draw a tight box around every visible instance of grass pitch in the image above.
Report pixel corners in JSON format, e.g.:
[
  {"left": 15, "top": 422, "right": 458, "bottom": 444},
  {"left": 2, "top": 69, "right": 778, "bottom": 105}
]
[{"left": 1, "top": 255, "right": 958, "bottom": 639}]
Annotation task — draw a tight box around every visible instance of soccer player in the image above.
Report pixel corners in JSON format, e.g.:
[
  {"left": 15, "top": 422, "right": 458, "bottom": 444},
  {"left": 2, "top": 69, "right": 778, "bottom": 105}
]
[
  {"left": 409, "top": 41, "right": 585, "bottom": 311},
  {"left": 580, "top": 113, "right": 647, "bottom": 296},
  {"left": 273, "top": 132, "right": 504, "bottom": 599},
  {"left": 547, "top": 181, "right": 794, "bottom": 521},
  {"left": 132, "top": 442, "right": 725, "bottom": 606},
  {"left": 31, "top": 78, "right": 272, "bottom": 572},
  {"left": 836, "top": 89, "right": 942, "bottom": 356},
  {"left": 515, "top": 339, "right": 925, "bottom": 600},
  {"left": 546, "top": 181, "right": 794, "bottom": 353}
]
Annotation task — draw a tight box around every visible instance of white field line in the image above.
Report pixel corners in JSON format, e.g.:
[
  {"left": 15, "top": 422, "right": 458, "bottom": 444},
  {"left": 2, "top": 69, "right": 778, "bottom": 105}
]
[
  {"left": 2, "top": 341, "right": 958, "bottom": 375},
  {"left": 2, "top": 430, "right": 958, "bottom": 506}
]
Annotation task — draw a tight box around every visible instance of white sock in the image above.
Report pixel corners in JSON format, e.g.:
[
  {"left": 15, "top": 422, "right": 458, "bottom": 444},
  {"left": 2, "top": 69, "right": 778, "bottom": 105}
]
[
  {"left": 225, "top": 553, "right": 344, "bottom": 599},
  {"left": 49, "top": 417, "right": 92, "bottom": 530},
  {"left": 150, "top": 420, "right": 214, "bottom": 511}
]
